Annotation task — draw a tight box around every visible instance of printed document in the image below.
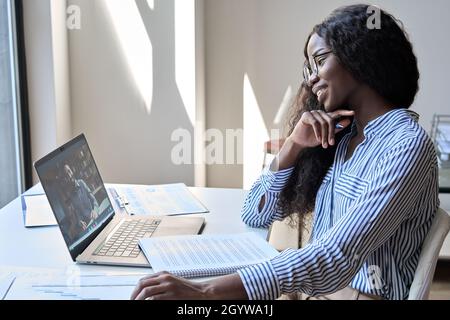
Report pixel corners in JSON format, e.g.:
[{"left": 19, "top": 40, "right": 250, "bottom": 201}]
[
  {"left": 111, "top": 183, "right": 208, "bottom": 216},
  {"left": 139, "top": 232, "right": 279, "bottom": 278}
]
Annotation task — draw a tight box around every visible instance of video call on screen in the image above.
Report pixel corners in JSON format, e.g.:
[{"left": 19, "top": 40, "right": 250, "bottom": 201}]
[{"left": 39, "top": 139, "right": 113, "bottom": 248}]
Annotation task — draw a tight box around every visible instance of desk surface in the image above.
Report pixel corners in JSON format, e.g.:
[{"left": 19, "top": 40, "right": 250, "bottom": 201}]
[
  {"left": 0, "top": 184, "right": 267, "bottom": 276},
  {"left": 2, "top": 184, "right": 449, "bottom": 299}
]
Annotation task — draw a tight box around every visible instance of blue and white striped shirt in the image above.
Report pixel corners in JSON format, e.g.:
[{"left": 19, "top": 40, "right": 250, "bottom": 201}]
[{"left": 237, "top": 109, "right": 439, "bottom": 300}]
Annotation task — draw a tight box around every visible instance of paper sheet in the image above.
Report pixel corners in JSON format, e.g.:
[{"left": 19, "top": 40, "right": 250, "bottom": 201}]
[
  {"left": 0, "top": 266, "right": 61, "bottom": 300},
  {"left": 7, "top": 274, "right": 145, "bottom": 300},
  {"left": 23, "top": 194, "right": 57, "bottom": 227},
  {"left": 111, "top": 183, "right": 209, "bottom": 216},
  {"left": 0, "top": 274, "right": 16, "bottom": 300},
  {"left": 2, "top": 266, "right": 147, "bottom": 300},
  {"left": 139, "top": 232, "right": 279, "bottom": 278}
]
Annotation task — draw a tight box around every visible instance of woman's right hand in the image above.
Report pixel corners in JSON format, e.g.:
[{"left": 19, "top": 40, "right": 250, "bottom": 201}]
[
  {"left": 289, "top": 109, "right": 355, "bottom": 149},
  {"left": 271, "top": 109, "right": 355, "bottom": 171}
]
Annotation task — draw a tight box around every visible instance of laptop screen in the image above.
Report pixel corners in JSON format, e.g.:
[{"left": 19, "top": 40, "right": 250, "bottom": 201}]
[{"left": 35, "top": 135, "right": 115, "bottom": 257}]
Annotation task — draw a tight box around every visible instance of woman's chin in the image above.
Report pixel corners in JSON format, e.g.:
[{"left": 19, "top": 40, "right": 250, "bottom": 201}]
[
  {"left": 323, "top": 102, "right": 334, "bottom": 112},
  {"left": 323, "top": 100, "right": 341, "bottom": 113}
]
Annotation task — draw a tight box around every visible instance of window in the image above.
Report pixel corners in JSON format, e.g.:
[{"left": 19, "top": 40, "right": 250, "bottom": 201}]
[{"left": 0, "top": 0, "right": 26, "bottom": 208}]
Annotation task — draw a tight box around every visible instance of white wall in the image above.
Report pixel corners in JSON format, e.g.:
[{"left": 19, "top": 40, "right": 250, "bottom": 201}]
[
  {"left": 205, "top": 0, "right": 450, "bottom": 188},
  {"left": 67, "top": 0, "right": 204, "bottom": 186},
  {"left": 24, "top": 0, "right": 450, "bottom": 189},
  {"left": 195, "top": 0, "right": 206, "bottom": 187},
  {"left": 23, "top": 0, "right": 72, "bottom": 183},
  {"left": 51, "top": 0, "right": 72, "bottom": 145}
]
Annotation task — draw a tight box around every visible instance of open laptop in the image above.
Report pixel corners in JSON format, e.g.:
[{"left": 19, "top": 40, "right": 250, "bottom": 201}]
[{"left": 34, "top": 134, "right": 205, "bottom": 267}]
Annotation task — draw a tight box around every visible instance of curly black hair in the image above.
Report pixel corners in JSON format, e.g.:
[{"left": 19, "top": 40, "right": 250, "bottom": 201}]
[{"left": 277, "top": 4, "right": 420, "bottom": 227}]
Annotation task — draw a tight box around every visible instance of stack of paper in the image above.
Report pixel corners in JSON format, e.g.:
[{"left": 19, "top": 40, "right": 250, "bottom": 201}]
[{"left": 139, "top": 232, "right": 279, "bottom": 278}]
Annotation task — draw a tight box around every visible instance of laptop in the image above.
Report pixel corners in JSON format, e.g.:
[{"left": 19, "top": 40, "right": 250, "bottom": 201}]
[{"left": 34, "top": 134, "right": 205, "bottom": 267}]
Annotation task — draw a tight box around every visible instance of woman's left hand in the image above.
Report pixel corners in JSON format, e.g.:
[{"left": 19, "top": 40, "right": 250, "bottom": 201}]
[{"left": 130, "top": 271, "right": 210, "bottom": 300}]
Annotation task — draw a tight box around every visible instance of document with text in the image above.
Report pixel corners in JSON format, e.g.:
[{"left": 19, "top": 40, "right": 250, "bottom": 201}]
[{"left": 139, "top": 232, "right": 279, "bottom": 278}]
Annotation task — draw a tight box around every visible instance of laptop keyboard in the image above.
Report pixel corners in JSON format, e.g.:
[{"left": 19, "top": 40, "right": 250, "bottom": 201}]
[{"left": 94, "top": 219, "right": 161, "bottom": 258}]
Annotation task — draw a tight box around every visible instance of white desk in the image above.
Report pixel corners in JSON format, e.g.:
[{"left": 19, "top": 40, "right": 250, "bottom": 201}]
[{"left": 0, "top": 184, "right": 268, "bottom": 299}]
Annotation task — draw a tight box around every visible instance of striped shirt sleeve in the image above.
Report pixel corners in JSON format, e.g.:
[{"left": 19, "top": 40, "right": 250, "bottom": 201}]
[
  {"left": 238, "top": 136, "right": 436, "bottom": 299},
  {"left": 241, "top": 165, "right": 294, "bottom": 228}
]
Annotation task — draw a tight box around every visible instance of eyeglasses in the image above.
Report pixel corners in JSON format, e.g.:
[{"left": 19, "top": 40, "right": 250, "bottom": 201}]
[{"left": 303, "top": 51, "right": 333, "bottom": 84}]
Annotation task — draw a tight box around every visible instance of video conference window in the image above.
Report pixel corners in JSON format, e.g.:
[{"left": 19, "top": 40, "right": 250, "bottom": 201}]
[{"left": 39, "top": 140, "right": 113, "bottom": 248}]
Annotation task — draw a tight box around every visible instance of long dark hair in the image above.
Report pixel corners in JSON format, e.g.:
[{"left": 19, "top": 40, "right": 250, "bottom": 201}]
[{"left": 277, "top": 4, "right": 420, "bottom": 226}]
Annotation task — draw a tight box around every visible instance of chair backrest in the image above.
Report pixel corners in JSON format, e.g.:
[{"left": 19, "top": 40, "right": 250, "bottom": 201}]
[{"left": 408, "top": 207, "right": 450, "bottom": 300}]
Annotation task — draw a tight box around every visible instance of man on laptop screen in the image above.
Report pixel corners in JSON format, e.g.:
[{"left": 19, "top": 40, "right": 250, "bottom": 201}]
[{"left": 63, "top": 164, "right": 99, "bottom": 231}]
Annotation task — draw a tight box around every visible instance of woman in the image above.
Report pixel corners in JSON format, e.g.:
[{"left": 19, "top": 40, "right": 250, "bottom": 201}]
[{"left": 131, "top": 4, "right": 439, "bottom": 300}]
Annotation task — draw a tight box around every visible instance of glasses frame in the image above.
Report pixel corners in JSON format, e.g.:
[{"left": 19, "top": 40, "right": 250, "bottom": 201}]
[{"left": 303, "top": 50, "right": 333, "bottom": 83}]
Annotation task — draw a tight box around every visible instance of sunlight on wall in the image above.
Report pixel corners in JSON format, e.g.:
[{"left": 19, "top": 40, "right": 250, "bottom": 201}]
[
  {"left": 274, "top": 86, "right": 293, "bottom": 127},
  {"left": 147, "top": 0, "right": 154, "bottom": 10},
  {"left": 243, "top": 74, "right": 269, "bottom": 190},
  {"left": 175, "top": 0, "right": 196, "bottom": 126},
  {"left": 104, "top": 0, "right": 153, "bottom": 113}
]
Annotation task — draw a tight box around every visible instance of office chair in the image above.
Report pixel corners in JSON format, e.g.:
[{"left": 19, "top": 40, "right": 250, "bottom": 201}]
[{"left": 408, "top": 207, "right": 450, "bottom": 300}]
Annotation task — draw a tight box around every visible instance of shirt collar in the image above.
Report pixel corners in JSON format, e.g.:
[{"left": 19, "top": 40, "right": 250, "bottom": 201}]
[{"left": 350, "top": 108, "right": 419, "bottom": 139}]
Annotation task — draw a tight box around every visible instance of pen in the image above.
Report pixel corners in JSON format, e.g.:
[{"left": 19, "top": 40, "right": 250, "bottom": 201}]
[
  {"left": 115, "top": 196, "right": 133, "bottom": 215},
  {"left": 123, "top": 204, "right": 134, "bottom": 216}
]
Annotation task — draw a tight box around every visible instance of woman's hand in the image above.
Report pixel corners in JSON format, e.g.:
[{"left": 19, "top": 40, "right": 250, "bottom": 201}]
[
  {"left": 131, "top": 271, "right": 210, "bottom": 300},
  {"left": 271, "top": 109, "right": 354, "bottom": 171},
  {"left": 290, "top": 109, "right": 355, "bottom": 149},
  {"left": 131, "top": 272, "right": 248, "bottom": 300}
]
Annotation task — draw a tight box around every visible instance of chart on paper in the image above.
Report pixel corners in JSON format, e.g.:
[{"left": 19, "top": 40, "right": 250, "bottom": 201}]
[
  {"left": 3, "top": 268, "right": 147, "bottom": 300},
  {"left": 110, "top": 183, "right": 209, "bottom": 216}
]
